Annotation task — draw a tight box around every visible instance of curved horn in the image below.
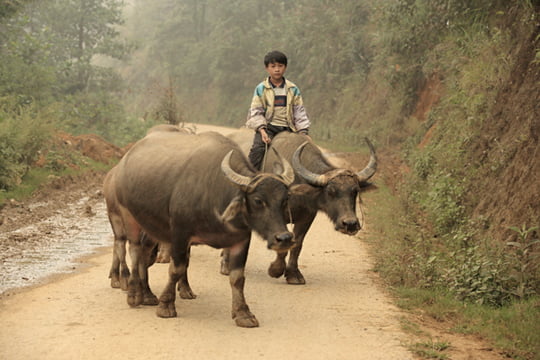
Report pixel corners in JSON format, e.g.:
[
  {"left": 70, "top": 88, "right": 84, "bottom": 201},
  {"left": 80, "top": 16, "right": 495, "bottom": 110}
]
[
  {"left": 270, "top": 147, "right": 295, "bottom": 185},
  {"left": 292, "top": 142, "right": 328, "bottom": 187},
  {"left": 356, "top": 138, "right": 378, "bottom": 183},
  {"left": 221, "top": 150, "right": 252, "bottom": 187}
]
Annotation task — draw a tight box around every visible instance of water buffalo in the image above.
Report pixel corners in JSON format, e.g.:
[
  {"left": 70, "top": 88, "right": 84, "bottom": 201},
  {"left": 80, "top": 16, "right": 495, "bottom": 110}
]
[
  {"left": 105, "top": 124, "right": 190, "bottom": 292},
  {"left": 224, "top": 129, "right": 377, "bottom": 285},
  {"left": 110, "top": 129, "right": 298, "bottom": 327},
  {"left": 104, "top": 165, "right": 158, "bottom": 300}
]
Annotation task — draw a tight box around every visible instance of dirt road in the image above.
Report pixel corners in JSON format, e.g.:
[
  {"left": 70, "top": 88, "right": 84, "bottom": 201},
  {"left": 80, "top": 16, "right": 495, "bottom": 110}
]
[
  {"left": 0, "top": 124, "right": 414, "bottom": 360},
  {"left": 0, "top": 216, "right": 413, "bottom": 360}
]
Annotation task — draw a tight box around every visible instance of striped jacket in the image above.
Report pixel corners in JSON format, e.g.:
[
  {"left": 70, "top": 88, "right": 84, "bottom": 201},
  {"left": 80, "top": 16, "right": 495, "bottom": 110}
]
[{"left": 245, "top": 77, "right": 310, "bottom": 133}]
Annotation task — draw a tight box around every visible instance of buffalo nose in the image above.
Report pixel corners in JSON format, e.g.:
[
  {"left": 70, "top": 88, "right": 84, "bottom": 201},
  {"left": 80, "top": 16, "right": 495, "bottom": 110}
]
[
  {"left": 276, "top": 232, "right": 293, "bottom": 243},
  {"left": 342, "top": 218, "right": 360, "bottom": 233}
]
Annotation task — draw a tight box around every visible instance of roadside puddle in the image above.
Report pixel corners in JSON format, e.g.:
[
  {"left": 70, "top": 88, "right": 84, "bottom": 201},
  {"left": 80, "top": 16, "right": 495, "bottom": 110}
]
[{"left": 0, "top": 198, "right": 112, "bottom": 294}]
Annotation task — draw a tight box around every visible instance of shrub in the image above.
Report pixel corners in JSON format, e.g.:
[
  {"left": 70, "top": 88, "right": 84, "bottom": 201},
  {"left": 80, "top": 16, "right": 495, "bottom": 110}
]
[{"left": 0, "top": 99, "right": 54, "bottom": 190}]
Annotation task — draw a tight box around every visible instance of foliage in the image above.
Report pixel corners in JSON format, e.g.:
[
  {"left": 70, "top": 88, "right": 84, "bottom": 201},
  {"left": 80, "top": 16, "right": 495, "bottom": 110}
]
[
  {"left": 0, "top": 99, "right": 55, "bottom": 190},
  {"left": 29, "top": 0, "right": 130, "bottom": 93},
  {"left": 54, "top": 90, "right": 148, "bottom": 145},
  {"left": 0, "top": 0, "right": 133, "bottom": 145},
  {"left": 443, "top": 244, "right": 510, "bottom": 306},
  {"left": 0, "top": 0, "right": 34, "bottom": 24},
  {"left": 384, "top": 0, "right": 539, "bottom": 306},
  {"left": 505, "top": 225, "right": 540, "bottom": 299}
]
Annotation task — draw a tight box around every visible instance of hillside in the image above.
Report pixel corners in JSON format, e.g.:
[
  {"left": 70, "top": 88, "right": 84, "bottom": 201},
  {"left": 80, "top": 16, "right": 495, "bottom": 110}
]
[{"left": 467, "top": 25, "right": 539, "bottom": 242}]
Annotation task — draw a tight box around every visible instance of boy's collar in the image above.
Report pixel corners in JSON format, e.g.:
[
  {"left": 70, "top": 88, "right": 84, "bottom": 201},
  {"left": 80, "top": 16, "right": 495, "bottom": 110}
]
[{"left": 268, "top": 76, "right": 286, "bottom": 88}]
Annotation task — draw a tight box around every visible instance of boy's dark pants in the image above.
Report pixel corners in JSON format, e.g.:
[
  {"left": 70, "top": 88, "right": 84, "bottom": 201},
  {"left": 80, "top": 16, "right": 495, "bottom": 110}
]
[{"left": 248, "top": 124, "right": 290, "bottom": 170}]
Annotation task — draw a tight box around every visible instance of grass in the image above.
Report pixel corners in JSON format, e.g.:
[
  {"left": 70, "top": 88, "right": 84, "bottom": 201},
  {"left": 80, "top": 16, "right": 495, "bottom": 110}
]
[
  {"left": 0, "top": 167, "right": 53, "bottom": 204},
  {"left": 362, "top": 181, "right": 540, "bottom": 360},
  {"left": 409, "top": 339, "right": 451, "bottom": 360},
  {"left": 457, "top": 297, "right": 540, "bottom": 360},
  {"left": 0, "top": 155, "right": 111, "bottom": 206},
  {"left": 396, "top": 287, "right": 540, "bottom": 360}
]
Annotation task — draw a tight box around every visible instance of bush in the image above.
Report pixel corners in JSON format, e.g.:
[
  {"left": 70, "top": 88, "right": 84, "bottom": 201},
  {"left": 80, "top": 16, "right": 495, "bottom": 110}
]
[
  {"left": 55, "top": 91, "right": 151, "bottom": 147},
  {"left": 0, "top": 99, "right": 55, "bottom": 190},
  {"left": 443, "top": 244, "right": 510, "bottom": 306}
]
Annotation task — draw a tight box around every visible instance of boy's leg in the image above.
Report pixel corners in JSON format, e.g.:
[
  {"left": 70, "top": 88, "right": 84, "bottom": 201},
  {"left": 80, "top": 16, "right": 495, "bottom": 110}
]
[
  {"left": 248, "top": 125, "right": 288, "bottom": 170},
  {"left": 248, "top": 132, "right": 266, "bottom": 170}
]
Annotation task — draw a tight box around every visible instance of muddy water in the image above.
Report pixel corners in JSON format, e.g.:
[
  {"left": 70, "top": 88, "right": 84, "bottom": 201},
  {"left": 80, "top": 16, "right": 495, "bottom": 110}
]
[{"left": 0, "top": 198, "right": 112, "bottom": 294}]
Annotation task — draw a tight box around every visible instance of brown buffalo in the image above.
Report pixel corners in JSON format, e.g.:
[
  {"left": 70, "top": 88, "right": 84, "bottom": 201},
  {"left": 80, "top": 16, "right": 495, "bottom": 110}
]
[{"left": 224, "top": 129, "right": 377, "bottom": 284}]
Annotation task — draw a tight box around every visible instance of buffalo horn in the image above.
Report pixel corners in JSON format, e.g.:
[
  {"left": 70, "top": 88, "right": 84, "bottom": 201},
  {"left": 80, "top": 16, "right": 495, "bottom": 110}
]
[
  {"left": 292, "top": 142, "right": 328, "bottom": 187},
  {"left": 356, "top": 138, "right": 378, "bottom": 183},
  {"left": 271, "top": 147, "right": 295, "bottom": 185},
  {"left": 221, "top": 150, "right": 252, "bottom": 187}
]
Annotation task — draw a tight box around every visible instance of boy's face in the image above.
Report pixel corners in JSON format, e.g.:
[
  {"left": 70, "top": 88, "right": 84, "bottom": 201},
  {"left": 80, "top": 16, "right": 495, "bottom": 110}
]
[{"left": 265, "top": 62, "right": 287, "bottom": 84}]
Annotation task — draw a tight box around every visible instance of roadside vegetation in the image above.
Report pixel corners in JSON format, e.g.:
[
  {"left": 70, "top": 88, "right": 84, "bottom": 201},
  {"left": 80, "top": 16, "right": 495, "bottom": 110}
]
[{"left": 1, "top": 1, "right": 538, "bottom": 358}]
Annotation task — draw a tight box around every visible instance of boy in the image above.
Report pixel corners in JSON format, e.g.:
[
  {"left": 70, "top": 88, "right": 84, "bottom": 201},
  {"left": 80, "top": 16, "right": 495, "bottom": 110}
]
[{"left": 246, "top": 50, "right": 311, "bottom": 170}]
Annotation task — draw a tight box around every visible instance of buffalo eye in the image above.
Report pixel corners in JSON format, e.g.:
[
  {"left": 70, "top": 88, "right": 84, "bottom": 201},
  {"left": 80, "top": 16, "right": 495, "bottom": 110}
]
[
  {"left": 252, "top": 197, "right": 265, "bottom": 208},
  {"left": 326, "top": 185, "right": 338, "bottom": 197}
]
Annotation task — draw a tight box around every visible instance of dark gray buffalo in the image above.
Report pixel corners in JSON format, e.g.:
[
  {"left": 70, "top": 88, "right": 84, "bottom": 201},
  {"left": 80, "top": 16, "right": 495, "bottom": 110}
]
[
  {"left": 224, "top": 129, "right": 377, "bottom": 285},
  {"left": 105, "top": 124, "right": 189, "bottom": 291},
  {"left": 108, "top": 129, "right": 298, "bottom": 327},
  {"left": 104, "top": 165, "right": 158, "bottom": 294}
]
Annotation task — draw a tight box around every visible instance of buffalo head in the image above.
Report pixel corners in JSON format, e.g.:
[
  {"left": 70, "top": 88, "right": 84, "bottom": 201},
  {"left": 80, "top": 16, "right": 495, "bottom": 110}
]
[
  {"left": 292, "top": 138, "right": 377, "bottom": 235},
  {"left": 219, "top": 149, "right": 296, "bottom": 252}
]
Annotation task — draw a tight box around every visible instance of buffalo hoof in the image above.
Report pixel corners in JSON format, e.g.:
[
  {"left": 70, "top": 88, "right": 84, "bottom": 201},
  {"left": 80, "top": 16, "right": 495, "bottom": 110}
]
[
  {"left": 268, "top": 260, "right": 286, "bottom": 278},
  {"left": 127, "top": 284, "right": 143, "bottom": 307},
  {"left": 143, "top": 293, "right": 159, "bottom": 306},
  {"left": 233, "top": 312, "right": 259, "bottom": 328},
  {"left": 127, "top": 292, "right": 143, "bottom": 307},
  {"left": 156, "top": 302, "right": 177, "bottom": 318},
  {"left": 220, "top": 261, "right": 230, "bottom": 276},
  {"left": 110, "top": 276, "right": 121, "bottom": 289},
  {"left": 156, "top": 253, "right": 170, "bottom": 263},
  {"left": 285, "top": 269, "right": 306, "bottom": 285},
  {"left": 119, "top": 277, "right": 129, "bottom": 291},
  {"left": 178, "top": 287, "right": 197, "bottom": 300}
]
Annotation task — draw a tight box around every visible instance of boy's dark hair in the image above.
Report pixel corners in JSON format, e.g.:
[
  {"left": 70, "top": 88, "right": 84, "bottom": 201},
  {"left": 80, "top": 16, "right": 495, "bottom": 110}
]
[{"left": 264, "top": 51, "right": 288, "bottom": 67}]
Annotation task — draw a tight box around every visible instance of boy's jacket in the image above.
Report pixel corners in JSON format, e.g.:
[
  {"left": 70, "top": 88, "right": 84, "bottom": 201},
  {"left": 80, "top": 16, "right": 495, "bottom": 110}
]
[{"left": 246, "top": 77, "right": 310, "bottom": 133}]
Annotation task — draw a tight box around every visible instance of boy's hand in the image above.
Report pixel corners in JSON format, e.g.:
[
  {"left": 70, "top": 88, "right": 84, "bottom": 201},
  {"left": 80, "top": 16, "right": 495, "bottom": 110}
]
[
  {"left": 259, "top": 128, "right": 271, "bottom": 144},
  {"left": 299, "top": 131, "right": 312, "bottom": 142}
]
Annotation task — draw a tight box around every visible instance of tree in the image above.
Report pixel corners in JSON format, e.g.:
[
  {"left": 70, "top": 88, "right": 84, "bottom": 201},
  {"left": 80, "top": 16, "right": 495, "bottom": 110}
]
[
  {"left": 0, "top": 0, "right": 32, "bottom": 20},
  {"left": 41, "top": 0, "right": 131, "bottom": 93},
  {"left": 0, "top": 0, "right": 137, "bottom": 145}
]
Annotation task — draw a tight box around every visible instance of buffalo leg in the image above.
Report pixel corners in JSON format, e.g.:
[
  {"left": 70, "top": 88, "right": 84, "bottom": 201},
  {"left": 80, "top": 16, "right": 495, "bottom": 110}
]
[
  {"left": 268, "top": 214, "right": 315, "bottom": 284},
  {"left": 220, "top": 249, "right": 231, "bottom": 275},
  {"left": 127, "top": 239, "right": 144, "bottom": 307},
  {"left": 109, "top": 236, "right": 129, "bottom": 290},
  {"left": 284, "top": 224, "right": 309, "bottom": 285},
  {"left": 177, "top": 246, "right": 197, "bottom": 299},
  {"left": 139, "top": 233, "right": 159, "bottom": 305},
  {"left": 156, "top": 242, "right": 171, "bottom": 263},
  {"left": 267, "top": 251, "right": 287, "bottom": 278},
  {"left": 107, "top": 212, "right": 130, "bottom": 290},
  {"left": 228, "top": 238, "right": 258, "bottom": 328},
  {"left": 156, "top": 231, "right": 191, "bottom": 318}
]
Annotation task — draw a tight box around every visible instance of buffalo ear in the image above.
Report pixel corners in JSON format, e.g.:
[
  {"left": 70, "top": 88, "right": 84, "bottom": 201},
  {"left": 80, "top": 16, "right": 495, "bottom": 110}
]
[
  {"left": 358, "top": 181, "right": 378, "bottom": 192},
  {"left": 215, "top": 196, "right": 248, "bottom": 232},
  {"left": 272, "top": 160, "right": 284, "bottom": 176},
  {"left": 289, "top": 184, "right": 321, "bottom": 197}
]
